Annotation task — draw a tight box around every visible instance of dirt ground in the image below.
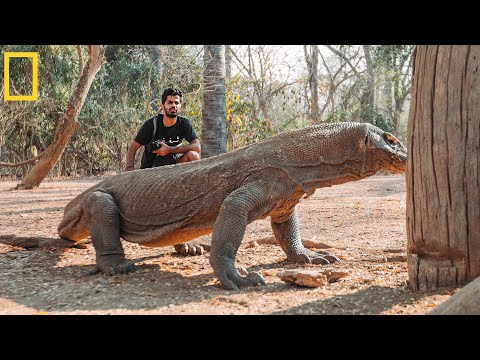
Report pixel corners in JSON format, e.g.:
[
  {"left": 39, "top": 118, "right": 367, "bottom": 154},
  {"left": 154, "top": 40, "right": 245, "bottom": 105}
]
[{"left": 0, "top": 174, "right": 457, "bottom": 315}]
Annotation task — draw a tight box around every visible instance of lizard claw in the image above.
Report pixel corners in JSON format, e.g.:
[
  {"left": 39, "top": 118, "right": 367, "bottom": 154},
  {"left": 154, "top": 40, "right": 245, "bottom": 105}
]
[
  {"left": 212, "top": 257, "right": 267, "bottom": 290},
  {"left": 96, "top": 256, "right": 136, "bottom": 276},
  {"left": 311, "top": 257, "right": 331, "bottom": 265},
  {"left": 246, "top": 272, "right": 267, "bottom": 286},
  {"left": 174, "top": 242, "right": 208, "bottom": 257},
  {"left": 289, "top": 249, "right": 340, "bottom": 265},
  {"left": 314, "top": 250, "right": 341, "bottom": 263},
  {"left": 217, "top": 270, "right": 267, "bottom": 290},
  {"left": 323, "top": 254, "right": 341, "bottom": 263}
]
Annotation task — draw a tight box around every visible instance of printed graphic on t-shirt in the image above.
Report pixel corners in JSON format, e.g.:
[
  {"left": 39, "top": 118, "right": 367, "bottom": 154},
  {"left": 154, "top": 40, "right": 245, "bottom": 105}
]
[{"left": 162, "top": 136, "right": 181, "bottom": 147}]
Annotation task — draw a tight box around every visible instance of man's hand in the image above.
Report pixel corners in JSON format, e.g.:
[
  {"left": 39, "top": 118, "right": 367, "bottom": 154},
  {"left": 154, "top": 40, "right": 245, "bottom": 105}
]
[{"left": 153, "top": 142, "right": 171, "bottom": 157}]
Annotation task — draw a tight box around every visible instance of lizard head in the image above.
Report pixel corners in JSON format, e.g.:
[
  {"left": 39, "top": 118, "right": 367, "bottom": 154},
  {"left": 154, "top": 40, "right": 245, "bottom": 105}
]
[{"left": 364, "top": 124, "right": 407, "bottom": 174}]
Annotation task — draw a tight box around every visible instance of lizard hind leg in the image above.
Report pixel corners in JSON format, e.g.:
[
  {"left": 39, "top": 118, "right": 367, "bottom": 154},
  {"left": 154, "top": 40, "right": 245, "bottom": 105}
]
[{"left": 86, "top": 191, "right": 135, "bottom": 275}]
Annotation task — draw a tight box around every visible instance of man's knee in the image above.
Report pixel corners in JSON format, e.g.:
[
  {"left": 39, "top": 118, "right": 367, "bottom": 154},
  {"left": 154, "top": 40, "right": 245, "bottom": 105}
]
[
  {"left": 178, "top": 151, "right": 200, "bottom": 163},
  {"left": 188, "top": 151, "right": 201, "bottom": 161}
]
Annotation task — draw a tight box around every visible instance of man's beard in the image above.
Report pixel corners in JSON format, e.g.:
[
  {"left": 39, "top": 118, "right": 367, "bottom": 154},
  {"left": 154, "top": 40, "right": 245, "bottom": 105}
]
[{"left": 165, "top": 109, "right": 178, "bottom": 117}]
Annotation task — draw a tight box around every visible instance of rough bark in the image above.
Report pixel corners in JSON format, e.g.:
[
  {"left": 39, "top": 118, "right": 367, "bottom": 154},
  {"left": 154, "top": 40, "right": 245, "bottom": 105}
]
[
  {"left": 16, "top": 45, "right": 104, "bottom": 189},
  {"left": 225, "top": 45, "right": 231, "bottom": 80},
  {"left": 429, "top": 275, "right": 480, "bottom": 315},
  {"left": 202, "top": 45, "right": 227, "bottom": 158},
  {"left": 407, "top": 45, "right": 480, "bottom": 291}
]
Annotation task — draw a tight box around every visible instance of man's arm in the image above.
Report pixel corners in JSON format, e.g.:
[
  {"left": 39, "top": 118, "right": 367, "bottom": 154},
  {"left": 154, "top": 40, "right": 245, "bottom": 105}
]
[
  {"left": 154, "top": 139, "right": 201, "bottom": 157},
  {"left": 125, "top": 140, "right": 142, "bottom": 171}
]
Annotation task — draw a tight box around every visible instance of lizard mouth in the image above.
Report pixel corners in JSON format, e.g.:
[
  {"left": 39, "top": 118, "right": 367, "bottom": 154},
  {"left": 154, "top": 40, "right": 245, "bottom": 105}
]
[{"left": 390, "top": 154, "right": 407, "bottom": 173}]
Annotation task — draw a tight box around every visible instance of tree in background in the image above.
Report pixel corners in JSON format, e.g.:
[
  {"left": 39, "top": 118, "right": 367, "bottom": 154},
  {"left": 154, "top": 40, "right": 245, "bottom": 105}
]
[
  {"left": 309, "top": 45, "right": 363, "bottom": 124},
  {"left": 407, "top": 45, "right": 480, "bottom": 291},
  {"left": 374, "top": 45, "right": 413, "bottom": 135},
  {"left": 362, "top": 45, "right": 376, "bottom": 120},
  {"left": 1, "top": 45, "right": 205, "bottom": 178},
  {"left": 16, "top": 45, "right": 104, "bottom": 189},
  {"left": 303, "top": 45, "right": 319, "bottom": 121},
  {"left": 1, "top": 45, "right": 81, "bottom": 177},
  {"left": 1, "top": 45, "right": 415, "bottom": 178},
  {"left": 201, "top": 45, "right": 227, "bottom": 158},
  {"left": 227, "top": 45, "right": 301, "bottom": 147},
  {"left": 302, "top": 45, "right": 413, "bottom": 141}
]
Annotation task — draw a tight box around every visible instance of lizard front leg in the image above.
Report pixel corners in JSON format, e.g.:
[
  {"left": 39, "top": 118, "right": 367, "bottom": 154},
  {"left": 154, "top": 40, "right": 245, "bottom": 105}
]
[
  {"left": 271, "top": 207, "right": 340, "bottom": 265},
  {"left": 210, "top": 181, "right": 274, "bottom": 290},
  {"left": 85, "top": 191, "right": 135, "bottom": 275}
]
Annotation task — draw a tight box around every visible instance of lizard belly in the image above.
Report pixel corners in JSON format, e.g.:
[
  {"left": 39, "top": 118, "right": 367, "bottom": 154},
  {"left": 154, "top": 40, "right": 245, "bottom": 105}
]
[
  {"left": 143, "top": 226, "right": 213, "bottom": 247},
  {"left": 121, "top": 223, "right": 213, "bottom": 248}
]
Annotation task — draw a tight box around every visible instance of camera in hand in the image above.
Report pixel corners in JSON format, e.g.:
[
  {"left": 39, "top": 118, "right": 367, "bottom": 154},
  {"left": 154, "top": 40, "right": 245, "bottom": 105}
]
[{"left": 150, "top": 139, "right": 162, "bottom": 151}]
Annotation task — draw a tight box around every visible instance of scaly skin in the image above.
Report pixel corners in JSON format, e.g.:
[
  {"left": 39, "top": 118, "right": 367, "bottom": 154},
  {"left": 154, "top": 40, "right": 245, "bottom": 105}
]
[{"left": 58, "top": 122, "right": 407, "bottom": 289}]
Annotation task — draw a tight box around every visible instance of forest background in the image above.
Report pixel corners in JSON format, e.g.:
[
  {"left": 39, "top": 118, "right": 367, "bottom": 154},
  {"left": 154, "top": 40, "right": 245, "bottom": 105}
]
[{"left": 0, "top": 45, "right": 413, "bottom": 178}]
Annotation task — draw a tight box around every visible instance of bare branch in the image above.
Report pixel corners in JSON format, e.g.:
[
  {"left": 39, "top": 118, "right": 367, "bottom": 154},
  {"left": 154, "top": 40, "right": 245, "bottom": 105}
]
[
  {"left": 325, "top": 45, "right": 360, "bottom": 76},
  {"left": 228, "top": 47, "right": 254, "bottom": 79},
  {"left": 271, "top": 81, "right": 299, "bottom": 96},
  {"left": 77, "top": 45, "right": 84, "bottom": 80},
  {"left": 0, "top": 149, "right": 47, "bottom": 168}
]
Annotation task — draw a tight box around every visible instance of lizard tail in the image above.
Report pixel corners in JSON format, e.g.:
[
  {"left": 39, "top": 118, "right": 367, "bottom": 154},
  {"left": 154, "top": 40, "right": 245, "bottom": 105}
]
[{"left": 0, "top": 234, "right": 89, "bottom": 249}]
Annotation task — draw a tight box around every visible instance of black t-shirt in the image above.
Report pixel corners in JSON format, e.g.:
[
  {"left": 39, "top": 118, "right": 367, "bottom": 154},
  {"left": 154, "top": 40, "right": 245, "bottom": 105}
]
[{"left": 135, "top": 115, "right": 198, "bottom": 168}]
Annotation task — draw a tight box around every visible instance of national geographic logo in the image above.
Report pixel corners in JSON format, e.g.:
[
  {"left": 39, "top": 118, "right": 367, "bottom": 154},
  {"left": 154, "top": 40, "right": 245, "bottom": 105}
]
[{"left": 3, "top": 52, "right": 38, "bottom": 101}]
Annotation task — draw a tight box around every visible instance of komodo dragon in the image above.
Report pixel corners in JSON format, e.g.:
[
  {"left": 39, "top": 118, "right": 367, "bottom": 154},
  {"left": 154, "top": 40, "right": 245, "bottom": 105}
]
[{"left": 58, "top": 122, "right": 407, "bottom": 290}]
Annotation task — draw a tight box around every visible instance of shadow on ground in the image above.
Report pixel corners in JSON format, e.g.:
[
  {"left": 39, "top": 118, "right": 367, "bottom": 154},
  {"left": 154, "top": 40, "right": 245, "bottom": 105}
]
[
  {"left": 0, "top": 246, "right": 294, "bottom": 313},
  {"left": 271, "top": 285, "right": 444, "bottom": 315}
]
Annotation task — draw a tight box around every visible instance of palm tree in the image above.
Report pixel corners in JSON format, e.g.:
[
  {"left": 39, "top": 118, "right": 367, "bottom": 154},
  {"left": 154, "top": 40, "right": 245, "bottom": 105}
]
[{"left": 201, "top": 45, "right": 227, "bottom": 158}]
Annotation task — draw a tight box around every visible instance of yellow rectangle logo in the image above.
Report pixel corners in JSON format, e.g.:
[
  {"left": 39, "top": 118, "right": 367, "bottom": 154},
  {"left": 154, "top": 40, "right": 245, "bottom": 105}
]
[{"left": 4, "top": 52, "right": 38, "bottom": 101}]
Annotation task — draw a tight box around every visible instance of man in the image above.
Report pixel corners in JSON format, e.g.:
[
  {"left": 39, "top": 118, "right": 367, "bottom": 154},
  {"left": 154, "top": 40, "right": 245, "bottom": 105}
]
[
  {"left": 126, "top": 87, "right": 204, "bottom": 256},
  {"left": 125, "top": 87, "right": 201, "bottom": 171}
]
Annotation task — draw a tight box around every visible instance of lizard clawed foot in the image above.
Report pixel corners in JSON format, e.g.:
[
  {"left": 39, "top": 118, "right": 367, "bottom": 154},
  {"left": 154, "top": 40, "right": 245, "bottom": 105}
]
[
  {"left": 212, "top": 257, "right": 267, "bottom": 290},
  {"left": 218, "top": 270, "right": 267, "bottom": 291},
  {"left": 174, "top": 241, "right": 210, "bottom": 257},
  {"left": 96, "top": 254, "right": 136, "bottom": 275},
  {"left": 289, "top": 249, "right": 341, "bottom": 265}
]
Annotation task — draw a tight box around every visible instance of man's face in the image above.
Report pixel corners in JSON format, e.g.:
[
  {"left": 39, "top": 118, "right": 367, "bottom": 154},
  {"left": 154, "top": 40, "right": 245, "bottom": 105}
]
[{"left": 162, "top": 95, "right": 182, "bottom": 117}]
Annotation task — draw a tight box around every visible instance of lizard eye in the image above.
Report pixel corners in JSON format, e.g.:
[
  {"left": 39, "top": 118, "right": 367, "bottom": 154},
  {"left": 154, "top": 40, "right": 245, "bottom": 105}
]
[{"left": 384, "top": 132, "right": 398, "bottom": 146}]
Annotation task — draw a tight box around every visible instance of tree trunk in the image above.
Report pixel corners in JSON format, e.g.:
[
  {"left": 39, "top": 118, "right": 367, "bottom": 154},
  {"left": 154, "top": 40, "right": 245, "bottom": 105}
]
[
  {"left": 407, "top": 45, "right": 480, "bottom": 291},
  {"left": 146, "top": 45, "right": 163, "bottom": 73},
  {"left": 0, "top": 135, "right": 6, "bottom": 175},
  {"left": 363, "top": 45, "right": 376, "bottom": 111},
  {"left": 310, "top": 45, "right": 319, "bottom": 121},
  {"left": 384, "top": 77, "right": 393, "bottom": 121},
  {"left": 393, "top": 98, "right": 405, "bottom": 134},
  {"left": 16, "top": 45, "right": 104, "bottom": 189},
  {"left": 429, "top": 275, "right": 480, "bottom": 314},
  {"left": 201, "top": 45, "right": 227, "bottom": 158},
  {"left": 225, "top": 45, "right": 232, "bottom": 80},
  {"left": 304, "top": 45, "right": 320, "bottom": 122}
]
